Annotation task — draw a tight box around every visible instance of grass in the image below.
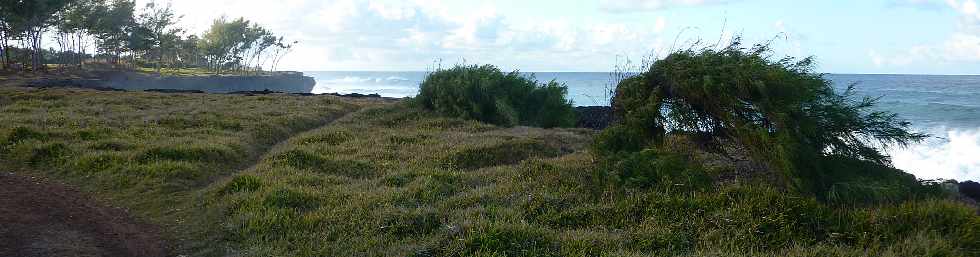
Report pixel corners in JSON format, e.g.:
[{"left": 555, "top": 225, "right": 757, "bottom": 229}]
[
  {"left": 0, "top": 86, "right": 377, "bottom": 252},
  {"left": 208, "top": 104, "right": 979, "bottom": 256},
  {"left": 135, "top": 67, "right": 217, "bottom": 77},
  {"left": 134, "top": 66, "right": 282, "bottom": 77},
  {"left": 1, "top": 86, "right": 977, "bottom": 256}
]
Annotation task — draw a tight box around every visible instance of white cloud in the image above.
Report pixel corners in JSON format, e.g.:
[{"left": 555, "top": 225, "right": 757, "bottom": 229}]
[
  {"left": 654, "top": 17, "right": 668, "bottom": 33},
  {"left": 599, "top": 0, "right": 735, "bottom": 12},
  {"left": 943, "top": 33, "right": 980, "bottom": 61},
  {"left": 870, "top": 0, "right": 980, "bottom": 71},
  {"left": 136, "top": 0, "right": 669, "bottom": 71}
]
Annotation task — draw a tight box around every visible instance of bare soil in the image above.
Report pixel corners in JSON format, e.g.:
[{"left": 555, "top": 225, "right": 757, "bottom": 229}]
[{"left": 0, "top": 172, "right": 167, "bottom": 257}]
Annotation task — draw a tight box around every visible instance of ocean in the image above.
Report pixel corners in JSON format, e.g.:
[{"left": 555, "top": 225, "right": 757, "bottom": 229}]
[{"left": 306, "top": 71, "right": 980, "bottom": 181}]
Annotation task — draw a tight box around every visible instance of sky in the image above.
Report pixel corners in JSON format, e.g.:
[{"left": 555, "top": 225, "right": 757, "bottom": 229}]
[{"left": 144, "top": 0, "right": 980, "bottom": 74}]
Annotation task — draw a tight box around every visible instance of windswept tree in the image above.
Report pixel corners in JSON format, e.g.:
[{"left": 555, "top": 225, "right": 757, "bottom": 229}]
[
  {"left": 198, "top": 16, "right": 293, "bottom": 75},
  {"left": 596, "top": 39, "right": 927, "bottom": 196}
]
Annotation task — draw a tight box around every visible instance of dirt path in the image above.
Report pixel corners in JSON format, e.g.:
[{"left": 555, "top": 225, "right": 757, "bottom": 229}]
[{"left": 0, "top": 172, "right": 167, "bottom": 257}]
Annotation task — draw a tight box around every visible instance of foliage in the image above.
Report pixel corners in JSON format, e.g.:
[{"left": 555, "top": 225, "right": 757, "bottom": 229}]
[
  {"left": 597, "top": 40, "right": 929, "bottom": 197},
  {"left": 0, "top": 0, "right": 293, "bottom": 74},
  {"left": 198, "top": 16, "right": 293, "bottom": 75},
  {"left": 0, "top": 0, "right": 72, "bottom": 70},
  {"left": 416, "top": 64, "right": 577, "bottom": 128}
]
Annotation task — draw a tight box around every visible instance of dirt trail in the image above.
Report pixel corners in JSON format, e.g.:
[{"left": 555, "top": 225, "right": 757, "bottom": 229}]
[{"left": 0, "top": 172, "right": 167, "bottom": 257}]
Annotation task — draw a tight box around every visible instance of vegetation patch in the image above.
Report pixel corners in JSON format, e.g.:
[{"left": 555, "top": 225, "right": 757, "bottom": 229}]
[
  {"left": 272, "top": 149, "right": 377, "bottom": 179},
  {"left": 298, "top": 131, "right": 352, "bottom": 146},
  {"left": 445, "top": 139, "right": 561, "bottom": 170},
  {"left": 138, "top": 144, "right": 237, "bottom": 163},
  {"left": 222, "top": 175, "right": 264, "bottom": 195},
  {"left": 416, "top": 64, "right": 576, "bottom": 128},
  {"left": 460, "top": 223, "right": 559, "bottom": 257},
  {"left": 262, "top": 188, "right": 321, "bottom": 211},
  {"left": 3, "top": 126, "right": 48, "bottom": 145}
]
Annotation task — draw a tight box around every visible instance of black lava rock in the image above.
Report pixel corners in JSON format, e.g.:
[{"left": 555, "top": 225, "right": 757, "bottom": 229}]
[
  {"left": 326, "top": 93, "right": 382, "bottom": 98},
  {"left": 145, "top": 89, "right": 205, "bottom": 94},
  {"left": 228, "top": 89, "right": 282, "bottom": 95},
  {"left": 24, "top": 79, "right": 124, "bottom": 92},
  {"left": 575, "top": 106, "right": 613, "bottom": 130}
]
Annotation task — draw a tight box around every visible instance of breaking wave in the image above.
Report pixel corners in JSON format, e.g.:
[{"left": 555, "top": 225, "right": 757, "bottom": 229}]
[{"left": 891, "top": 127, "right": 980, "bottom": 181}]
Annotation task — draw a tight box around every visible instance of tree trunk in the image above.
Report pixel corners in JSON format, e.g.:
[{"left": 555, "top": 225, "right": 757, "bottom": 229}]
[{"left": 0, "top": 29, "right": 6, "bottom": 70}]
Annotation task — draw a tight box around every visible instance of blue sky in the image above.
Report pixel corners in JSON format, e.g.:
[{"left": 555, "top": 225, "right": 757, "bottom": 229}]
[{"left": 158, "top": 0, "right": 980, "bottom": 74}]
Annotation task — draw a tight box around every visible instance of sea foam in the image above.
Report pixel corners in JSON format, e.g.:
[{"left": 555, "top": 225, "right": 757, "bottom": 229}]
[{"left": 891, "top": 128, "right": 980, "bottom": 181}]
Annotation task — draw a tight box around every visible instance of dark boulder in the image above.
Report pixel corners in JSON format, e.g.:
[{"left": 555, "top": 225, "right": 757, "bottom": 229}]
[
  {"left": 960, "top": 181, "right": 980, "bottom": 202},
  {"left": 228, "top": 89, "right": 282, "bottom": 95},
  {"left": 326, "top": 93, "right": 382, "bottom": 98},
  {"left": 575, "top": 106, "right": 613, "bottom": 130}
]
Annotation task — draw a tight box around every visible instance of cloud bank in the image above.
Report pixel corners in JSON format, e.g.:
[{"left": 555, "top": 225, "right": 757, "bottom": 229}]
[
  {"left": 153, "top": 0, "right": 667, "bottom": 71},
  {"left": 873, "top": 0, "right": 980, "bottom": 71},
  {"left": 599, "top": 0, "right": 735, "bottom": 12}
]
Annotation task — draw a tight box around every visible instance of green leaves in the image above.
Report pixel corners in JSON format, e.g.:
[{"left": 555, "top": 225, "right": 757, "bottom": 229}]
[
  {"left": 600, "top": 39, "right": 928, "bottom": 195},
  {"left": 416, "top": 64, "right": 577, "bottom": 128}
]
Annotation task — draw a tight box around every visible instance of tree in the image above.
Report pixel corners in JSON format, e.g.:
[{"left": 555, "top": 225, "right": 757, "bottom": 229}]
[
  {"left": 54, "top": 0, "right": 100, "bottom": 67},
  {"left": 134, "top": 0, "right": 181, "bottom": 74},
  {"left": 2, "top": 0, "right": 72, "bottom": 71},
  {"left": 596, "top": 40, "right": 927, "bottom": 195},
  {"left": 0, "top": 1, "right": 10, "bottom": 69},
  {"left": 174, "top": 34, "right": 198, "bottom": 69},
  {"left": 92, "top": 0, "right": 135, "bottom": 65},
  {"left": 198, "top": 17, "right": 291, "bottom": 75}
]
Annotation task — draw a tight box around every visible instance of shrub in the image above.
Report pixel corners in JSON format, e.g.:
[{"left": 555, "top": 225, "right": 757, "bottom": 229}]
[
  {"left": 416, "top": 64, "right": 576, "bottom": 128},
  {"left": 597, "top": 40, "right": 928, "bottom": 196},
  {"left": 607, "top": 149, "right": 712, "bottom": 189}
]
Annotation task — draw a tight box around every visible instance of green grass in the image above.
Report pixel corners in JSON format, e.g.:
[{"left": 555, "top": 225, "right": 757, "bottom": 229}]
[
  {"left": 0, "top": 86, "right": 374, "bottom": 252},
  {"left": 136, "top": 67, "right": 217, "bottom": 77},
  {"left": 1, "top": 87, "right": 977, "bottom": 256},
  {"left": 208, "top": 104, "right": 979, "bottom": 256}
]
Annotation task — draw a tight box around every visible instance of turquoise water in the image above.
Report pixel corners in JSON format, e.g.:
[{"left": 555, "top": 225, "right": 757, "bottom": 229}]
[{"left": 306, "top": 71, "right": 980, "bottom": 181}]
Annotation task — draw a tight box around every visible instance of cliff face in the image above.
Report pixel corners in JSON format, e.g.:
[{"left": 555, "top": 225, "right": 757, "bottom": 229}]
[{"left": 24, "top": 71, "right": 317, "bottom": 94}]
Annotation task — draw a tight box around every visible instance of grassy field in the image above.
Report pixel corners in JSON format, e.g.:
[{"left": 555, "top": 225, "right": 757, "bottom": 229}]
[
  {"left": 0, "top": 86, "right": 379, "bottom": 252},
  {"left": 1, "top": 86, "right": 978, "bottom": 256},
  {"left": 209, "top": 104, "right": 978, "bottom": 256}
]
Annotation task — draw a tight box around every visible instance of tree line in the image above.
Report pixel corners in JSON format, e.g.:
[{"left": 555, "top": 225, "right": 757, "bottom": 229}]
[{"left": 0, "top": 0, "right": 296, "bottom": 75}]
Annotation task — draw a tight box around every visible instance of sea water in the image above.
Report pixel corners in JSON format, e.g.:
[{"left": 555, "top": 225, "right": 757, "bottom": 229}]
[{"left": 306, "top": 71, "right": 980, "bottom": 181}]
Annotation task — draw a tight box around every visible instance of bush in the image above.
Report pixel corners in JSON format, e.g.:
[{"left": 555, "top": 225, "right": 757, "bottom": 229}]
[
  {"left": 597, "top": 40, "right": 928, "bottom": 196},
  {"left": 416, "top": 64, "right": 576, "bottom": 128}
]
